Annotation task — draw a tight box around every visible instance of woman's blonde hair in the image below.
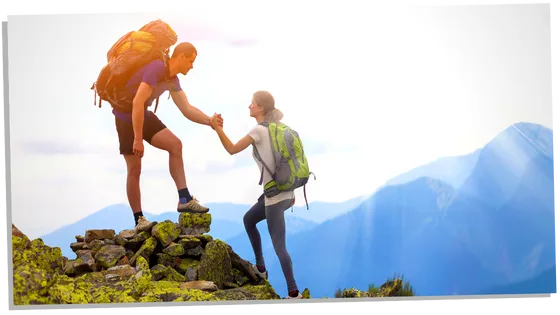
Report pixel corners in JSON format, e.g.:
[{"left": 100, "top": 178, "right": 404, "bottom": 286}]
[{"left": 253, "top": 90, "right": 283, "bottom": 123}]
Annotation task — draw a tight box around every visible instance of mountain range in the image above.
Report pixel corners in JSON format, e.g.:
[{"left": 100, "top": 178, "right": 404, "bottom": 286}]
[
  {"left": 39, "top": 201, "right": 325, "bottom": 259},
  {"left": 233, "top": 122, "right": 557, "bottom": 297},
  {"left": 36, "top": 121, "right": 557, "bottom": 298}
]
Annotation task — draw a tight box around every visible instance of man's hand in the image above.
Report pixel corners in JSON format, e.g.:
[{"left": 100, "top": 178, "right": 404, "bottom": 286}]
[
  {"left": 210, "top": 113, "right": 224, "bottom": 130},
  {"left": 133, "top": 139, "right": 144, "bottom": 158}
]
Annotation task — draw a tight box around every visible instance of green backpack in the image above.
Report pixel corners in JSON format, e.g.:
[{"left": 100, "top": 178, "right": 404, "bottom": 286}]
[{"left": 252, "top": 121, "right": 316, "bottom": 210}]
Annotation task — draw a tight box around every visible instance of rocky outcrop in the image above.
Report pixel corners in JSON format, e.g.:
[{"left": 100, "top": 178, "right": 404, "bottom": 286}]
[
  {"left": 339, "top": 279, "right": 404, "bottom": 298},
  {"left": 12, "top": 211, "right": 405, "bottom": 305},
  {"left": 11, "top": 213, "right": 279, "bottom": 305}
]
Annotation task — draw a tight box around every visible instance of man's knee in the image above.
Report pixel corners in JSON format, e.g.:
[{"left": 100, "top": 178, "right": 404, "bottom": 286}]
[
  {"left": 125, "top": 157, "right": 142, "bottom": 178},
  {"left": 169, "top": 138, "right": 182, "bottom": 155}
]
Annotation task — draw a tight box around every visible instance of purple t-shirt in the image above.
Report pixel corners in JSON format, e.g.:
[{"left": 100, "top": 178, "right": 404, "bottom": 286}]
[{"left": 113, "top": 59, "right": 182, "bottom": 122}]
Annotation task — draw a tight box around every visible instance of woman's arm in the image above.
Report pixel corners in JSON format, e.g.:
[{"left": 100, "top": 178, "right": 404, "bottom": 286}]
[{"left": 211, "top": 116, "right": 254, "bottom": 155}]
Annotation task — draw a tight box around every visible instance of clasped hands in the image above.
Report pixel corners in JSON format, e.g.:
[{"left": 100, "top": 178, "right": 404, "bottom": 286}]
[{"left": 210, "top": 113, "right": 224, "bottom": 130}]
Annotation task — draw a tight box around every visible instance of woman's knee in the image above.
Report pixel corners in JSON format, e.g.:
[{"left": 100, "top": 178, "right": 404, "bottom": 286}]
[{"left": 243, "top": 212, "right": 254, "bottom": 228}]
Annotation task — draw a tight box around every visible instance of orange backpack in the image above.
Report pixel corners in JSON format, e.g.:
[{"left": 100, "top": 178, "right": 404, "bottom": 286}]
[{"left": 91, "top": 20, "right": 178, "bottom": 113}]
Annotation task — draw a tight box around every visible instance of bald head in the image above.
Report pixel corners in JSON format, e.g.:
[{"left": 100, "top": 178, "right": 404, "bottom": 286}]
[{"left": 171, "top": 42, "right": 197, "bottom": 59}]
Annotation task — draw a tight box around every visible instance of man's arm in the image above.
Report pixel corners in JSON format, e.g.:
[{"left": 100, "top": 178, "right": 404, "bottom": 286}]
[
  {"left": 132, "top": 82, "right": 153, "bottom": 141},
  {"left": 170, "top": 90, "right": 213, "bottom": 127}
]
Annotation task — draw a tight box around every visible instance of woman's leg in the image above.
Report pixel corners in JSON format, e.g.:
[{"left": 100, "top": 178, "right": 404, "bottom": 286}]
[
  {"left": 266, "top": 198, "right": 299, "bottom": 294},
  {"left": 243, "top": 194, "right": 267, "bottom": 268}
]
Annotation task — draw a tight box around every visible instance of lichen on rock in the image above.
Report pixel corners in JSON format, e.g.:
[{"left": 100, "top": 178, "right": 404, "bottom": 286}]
[{"left": 12, "top": 217, "right": 286, "bottom": 305}]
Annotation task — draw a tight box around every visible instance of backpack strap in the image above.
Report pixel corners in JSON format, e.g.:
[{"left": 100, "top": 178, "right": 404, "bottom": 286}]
[
  {"left": 152, "top": 63, "right": 173, "bottom": 114},
  {"left": 303, "top": 172, "right": 316, "bottom": 210},
  {"left": 252, "top": 144, "right": 274, "bottom": 185}
]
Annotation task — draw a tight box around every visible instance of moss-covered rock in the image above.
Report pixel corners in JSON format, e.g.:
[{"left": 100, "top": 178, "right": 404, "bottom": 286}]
[
  {"left": 11, "top": 222, "right": 294, "bottom": 305},
  {"left": 178, "top": 236, "right": 202, "bottom": 249},
  {"left": 126, "top": 231, "right": 152, "bottom": 251},
  {"left": 130, "top": 237, "right": 157, "bottom": 266},
  {"left": 197, "top": 240, "right": 233, "bottom": 289},
  {"left": 152, "top": 220, "right": 182, "bottom": 247},
  {"left": 163, "top": 242, "right": 184, "bottom": 256},
  {"left": 94, "top": 245, "right": 126, "bottom": 269},
  {"left": 156, "top": 253, "right": 182, "bottom": 269},
  {"left": 178, "top": 213, "right": 212, "bottom": 235},
  {"left": 151, "top": 264, "right": 170, "bottom": 281},
  {"left": 377, "top": 278, "right": 403, "bottom": 297},
  {"left": 85, "top": 229, "right": 115, "bottom": 243},
  {"left": 89, "top": 239, "right": 105, "bottom": 252},
  {"left": 11, "top": 233, "right": 67, "bottom": 305},
  {"left": 176, "top": 257, "right": 199, "bottom": 275},
  {"left": 163, "top": 267, "right": 187, "bottom": 282}
]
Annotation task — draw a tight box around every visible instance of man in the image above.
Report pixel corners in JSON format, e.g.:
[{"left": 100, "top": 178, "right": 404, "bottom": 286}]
[{"left": 111, "top": 42, "right": 222, "bottom": 232}]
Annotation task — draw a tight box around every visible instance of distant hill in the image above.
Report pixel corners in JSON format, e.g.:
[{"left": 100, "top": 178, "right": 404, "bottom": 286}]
[
  {"left": 224, "top": 213, "right": 319, "bottom": 261},
  {"left": 40, "top": 203, "right": 319, "bottom": 259},
  {"left": 203, "top": 197, "right": 366, "bottom": 224},
  {"left": 385, "top": 149, "right": 481, "bottom": 189},
  {"left": 477, "top": 265, "right": 557, "bottom": 295},
  {"left": 39, "top": 204, "right": 244, "bottom": 259},
  {"left": 254, "top": 122, "right": 556, "bottom": 298}
]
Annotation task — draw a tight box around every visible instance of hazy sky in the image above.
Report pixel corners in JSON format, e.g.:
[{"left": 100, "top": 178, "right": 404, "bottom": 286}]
[{"left": 6, "top": 4, "right": 553, "bottom": 238}]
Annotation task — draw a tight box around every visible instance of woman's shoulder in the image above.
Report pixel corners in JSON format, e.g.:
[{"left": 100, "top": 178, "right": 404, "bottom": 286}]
[
  {"left": 249, "top": 124, "right": 269, "bottom": 133},
  {"left": 248, "top": 124, "right": 268, "bottom": 142}
]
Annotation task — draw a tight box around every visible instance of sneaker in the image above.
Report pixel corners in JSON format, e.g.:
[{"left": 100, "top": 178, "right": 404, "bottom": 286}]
[
  {"left": 283, "top": 292, "right": 303, "bottom": 299},
  {"left": 251, "top": 264, "right": 268, "bottom": 280},
  {"left": 134, "top": 216, "right": 156, "bottom": 233},
  {"left": 177, "top": 196, "right": 209, "bottom": 213}
]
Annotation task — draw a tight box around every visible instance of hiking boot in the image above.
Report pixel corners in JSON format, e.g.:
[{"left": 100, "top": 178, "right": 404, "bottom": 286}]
[
  {"left": 177, "top": 196, "right": 209, "bottom": 213},
  {"left": 251, "top": 264, "right": 268, "bottom": 280},
  {"left": 135, "top": 216, "right": 156, "bottom": 233},
  {"left": 283, "top": 292, "right": 303, "bottom": 299}
]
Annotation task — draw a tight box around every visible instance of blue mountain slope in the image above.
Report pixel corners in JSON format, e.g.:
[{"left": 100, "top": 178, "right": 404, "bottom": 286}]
[
  {"left": 40, "top": 203, "right": 315, "bottom": 259},
  {"left": 224, "top": 213, "right": 319, "bottom": 262},
  {"left": 256, "top": 122, "right": 556, "bottom": 298},
  {"left": 477, "top": 265, "right": 557, "bottom": 295},
  {"left": 385, "top": 149, "right": 481, "bottom": 189},
  {"left": 204, "top": 197, "right": 365, "bottom": 224},
  {"left": 459, "top": 122, "right": 554, "bottom": 210}
]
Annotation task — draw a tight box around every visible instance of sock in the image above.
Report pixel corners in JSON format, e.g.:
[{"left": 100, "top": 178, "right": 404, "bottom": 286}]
[
  {"left": 289, "top": 290, "right": 299, "bottom": 297},
  {"left": 134, "top": 211, "right": 144, "bottom": 225},
  {"left": 178, "top": 188, "right": 193, "bottom": 204},
  {"left": 257, "top": 265, "right": 266, "bottom": 273}
]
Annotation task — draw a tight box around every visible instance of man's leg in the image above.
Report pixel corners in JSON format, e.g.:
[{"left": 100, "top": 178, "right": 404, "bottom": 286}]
[
  {"left": 115, "top": 116, "right": 155, "bottom": 232},
  {"left": 146, "top": 113, "right": 208, "bottom": 213}
]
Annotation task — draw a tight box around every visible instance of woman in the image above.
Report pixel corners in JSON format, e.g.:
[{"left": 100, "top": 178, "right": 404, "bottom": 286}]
[{"left": 210, "top": 90, "right": 302, "bottom": 299}]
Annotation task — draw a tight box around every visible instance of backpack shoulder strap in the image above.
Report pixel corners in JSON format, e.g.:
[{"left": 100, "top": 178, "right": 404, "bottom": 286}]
[
  {"left": 253, "top": 122, "right": 274, "bottom": 185},
  {"left": 252, "top": 144, "right": 274, "bottom": 185}
]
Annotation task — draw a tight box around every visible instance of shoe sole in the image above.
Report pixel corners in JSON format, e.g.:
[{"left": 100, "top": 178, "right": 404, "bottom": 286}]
[
  {"left": 251, "top": 266, "right": 268, "bottom": 280},
  {"left": 135, "top": 221, "right": 157, "bottom": 233},
  {"left": 177, "top": 207, "right": 210, "bottom": 213}
]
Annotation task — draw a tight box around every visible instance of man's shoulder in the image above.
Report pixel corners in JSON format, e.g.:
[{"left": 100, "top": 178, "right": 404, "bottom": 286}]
[{"left": 138, "top": 59, "right": 166, "bottom": 73}]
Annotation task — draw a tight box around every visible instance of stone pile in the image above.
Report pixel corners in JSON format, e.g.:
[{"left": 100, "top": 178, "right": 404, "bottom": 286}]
[
  {"left": 11, "top": 213, "right": 282, "bottom": 305},
  {"left": 64, "top": 212, "right": 277, "bottom": 292}
]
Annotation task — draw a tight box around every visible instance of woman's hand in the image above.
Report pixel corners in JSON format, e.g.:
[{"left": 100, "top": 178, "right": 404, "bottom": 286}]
[{"left": 210, "top": 113, "right": 223, "bottom": 130}]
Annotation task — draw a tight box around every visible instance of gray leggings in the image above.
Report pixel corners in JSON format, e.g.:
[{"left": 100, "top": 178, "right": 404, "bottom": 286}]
[{"left": 243, "top": 194, "right": 298, "bottom": 293}]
